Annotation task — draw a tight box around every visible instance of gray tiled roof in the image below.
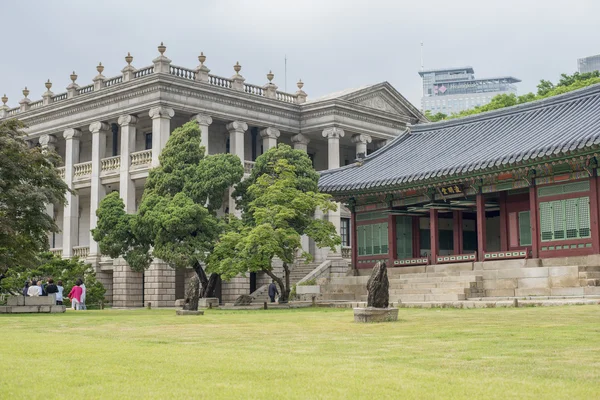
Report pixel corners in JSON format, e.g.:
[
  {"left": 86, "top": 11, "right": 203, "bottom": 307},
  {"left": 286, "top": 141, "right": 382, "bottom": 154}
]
[{"left": 319, "top": 83, "right": 600, "bottom": 194}]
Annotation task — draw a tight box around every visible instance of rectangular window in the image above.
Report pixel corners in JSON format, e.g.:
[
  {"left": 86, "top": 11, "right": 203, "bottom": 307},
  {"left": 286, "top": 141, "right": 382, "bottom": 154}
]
[
  {"left": 357, "top": 222, "right": 388, "bottom": 256},
  {"left": 539, "top": 196, "right": 590, "bottom": 242},
  {"left": 518, "top": 211, "right": 532, "bottom": 246},
  {"left": 340, "top": 218, "right": 350, "bottom": 247},
  {"left": 145, "top": 133, "right": 152, "bottom": 150}
]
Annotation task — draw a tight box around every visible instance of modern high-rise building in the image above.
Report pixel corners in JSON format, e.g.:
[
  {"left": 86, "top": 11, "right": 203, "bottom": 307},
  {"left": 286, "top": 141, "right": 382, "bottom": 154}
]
[
  {"left": 419, "top": 66, "right": 520, "bottom": 115},
  {"left": 578, "top": 54, "right": 600, "bottom": 74}
]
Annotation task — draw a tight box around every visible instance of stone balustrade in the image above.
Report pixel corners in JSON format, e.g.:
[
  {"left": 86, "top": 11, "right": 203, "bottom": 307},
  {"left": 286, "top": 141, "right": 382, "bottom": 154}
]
[
  {"left": 134, "top": 65, "right": 154, "bottom": 78},
  {"left": 104, "top": 75, "right": 123, "bottom": 87},
  {"left": 57, "top": 166, "right": 65, "bottom": 179},
  {"left": 244, "top": 160, "right": 255, "bottom": 174},
  {"left": 73, "top": 161, "right": 92, "bottom": 178},
  {"left": 244, "top": 83, "right": 264, "bottom": 96},
  {"left": 29, "top": 100, "right": 43, "bottom": 109},
  {"left": 52, "top": 93, "right": 67, "bottom": 102},
  {"left": 170, "top": 65, "right": 196, "bottom": 80},
  {"left": 72, "top": 246, "right": 89, "bottom": 259},
  {"left": 101, "top": 155, "right": 120, "bottom": 173},
  {"left": 209, "top": 74, "right": 233, "bottom": 88},
  {"left": 50, "top": 248, "right": 63, "bottom": 258},
  {"left": 130, "top": 149, "right": 152, "bottom": 167},
  {"left": 77, "top": 84, "right": 94, "bottom": 95}
]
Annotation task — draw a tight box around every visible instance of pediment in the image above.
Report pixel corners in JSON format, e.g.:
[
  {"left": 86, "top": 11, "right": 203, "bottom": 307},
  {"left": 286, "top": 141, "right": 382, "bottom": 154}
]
[{"left": 353, "top": 94, "right": 402, "bottom": 115}]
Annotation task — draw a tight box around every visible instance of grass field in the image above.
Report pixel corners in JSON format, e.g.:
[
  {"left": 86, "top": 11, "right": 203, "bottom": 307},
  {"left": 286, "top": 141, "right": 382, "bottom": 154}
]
[{"left": 1, "top": 306, "right": 599, "bottom": 399}]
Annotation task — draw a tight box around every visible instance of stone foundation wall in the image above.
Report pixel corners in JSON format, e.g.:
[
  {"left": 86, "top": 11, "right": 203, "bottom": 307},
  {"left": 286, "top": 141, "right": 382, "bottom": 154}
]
[
  {"left": 221, "top": 275, "right": 250, "bottom": 303},
  {"left": 112, "top": 259, "right": 144, "bottom": 308},
  {"left": 144, "top": 260, "right": 176, "bottom": 307}
]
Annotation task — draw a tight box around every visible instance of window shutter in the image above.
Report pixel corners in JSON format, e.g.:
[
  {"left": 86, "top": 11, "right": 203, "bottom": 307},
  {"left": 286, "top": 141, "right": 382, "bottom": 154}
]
[
  {"left": 540, "top": 202, "right": 554, "bottom": 241},
  {"left": 578, "top": 197, "right": 591, "bottom": 238},
  {"left": 518, "top": 211, "right": 532, "bottom": 246}
]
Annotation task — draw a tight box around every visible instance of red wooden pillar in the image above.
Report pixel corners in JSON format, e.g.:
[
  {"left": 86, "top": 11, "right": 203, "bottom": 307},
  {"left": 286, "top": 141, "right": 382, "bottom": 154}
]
[
  {"left": 412, "top": 216, "right": 421, "bottom": 258},
  {"left": 590, "top": 174, "right": 600, "bottom": 254},
  {"left": 476, "top": 192, "right": 486, "bottom": 261},
  {"left": 452, "top": 210, "right": 463, "bottom": 254},
  {"left": 529, "top": 185, "right": 539, "bottom": 259},
  {"left": 429, "top": 209, "right": 439, "bottom": 263},
  {"left": 499, "top": 191, "right": 508, "bottom": 251},
  {"left": 350, "top": 210, "right": 358, "bottom": 268},
  {"left": 388, "top": 214, "right": 397, "bottom": 264}
]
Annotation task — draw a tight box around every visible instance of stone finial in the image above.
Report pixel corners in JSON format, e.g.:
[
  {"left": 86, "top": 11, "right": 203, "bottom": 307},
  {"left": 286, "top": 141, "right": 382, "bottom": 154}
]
[
  {"left": 45, "top": 79, "right": 52, "bottom": 91},
  {"left": 70, "top": 71, "right": 78, "bottom": 84},
  {"left": 198, "top": 52, "right": 206, "bottom": 66},
  {"left": 267, "top": 70, "right": 274, "bottom": 83},
  {"left": 19, "top": 87, "right": 31, "bottom": 111},
  {"left": 153, "top": 42, "right": 172, "bottom": 73},
  {"left": 158, "top": 42, "right": 166, "bottom": 55},
  {"left": 296, "top": 79, "right": 307, "bottom": 104},
  {"left": 1, "top": 94, "right": 7, "bottom": 106},
  {"left": 233, "top": 61, "right": 242, "bottom": 74},
  {"left": 297, "top": 79, "right": 304, "bottom": 90},
  {"left": 42, "top": 80, "right": 54, "bottom": 105},
  {"left": 96, "top": 62, "right": 105, "bottom": 75},
  {"left": 195, "top": 52, "right": 210, "bottom": 83},
  {"left": 263, "top": 70, "right": 278, "bottom": 99},
  {"left": 67, "top": 71, "right": 79, "bottom": 99},
  {"left": 93, "top": 62, "right": 106, "bottom": 90},
  {"left": 122, "top": 52, "right": 136, "bottom": 82},
  {"left": 231, "top": 62, "right": 245, "bottom": 91},
  {"left": 125, "top": 52, "right": 133, "bottom": 65},
  {"left": 22, "top": 87, "right": 30, "bottom": 98}
]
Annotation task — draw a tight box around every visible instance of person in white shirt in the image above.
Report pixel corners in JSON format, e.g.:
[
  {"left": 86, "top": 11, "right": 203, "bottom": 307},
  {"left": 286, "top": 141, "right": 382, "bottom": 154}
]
[
  {"left": 56, "top": 280, "right": 64, "bottom": 305},
  {"left": 27, "top": 280, "right": 41, "bottom": 296},
  {"left": 79, "top": 280, "right": 86, "bottom": 310}
]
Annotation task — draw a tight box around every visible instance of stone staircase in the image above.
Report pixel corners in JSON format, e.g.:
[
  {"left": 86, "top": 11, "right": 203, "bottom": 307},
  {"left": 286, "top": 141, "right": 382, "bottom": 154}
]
[
  {"left": 249, "top": 262, "right": 323, "bottom": 303},
  {"left": 388, "top": 273, "right": 483, "bottom": 302}
]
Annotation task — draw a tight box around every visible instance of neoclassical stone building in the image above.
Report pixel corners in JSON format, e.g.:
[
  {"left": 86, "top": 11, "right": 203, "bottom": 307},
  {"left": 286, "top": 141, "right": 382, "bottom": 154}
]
[{"left": 0, "top": 43, "right": 425, "bottom": 306}]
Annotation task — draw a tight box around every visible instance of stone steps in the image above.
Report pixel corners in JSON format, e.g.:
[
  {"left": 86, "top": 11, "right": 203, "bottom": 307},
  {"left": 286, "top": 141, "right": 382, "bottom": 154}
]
[
  {"left": 389, "top": 293, "right": 467, "bottom": 302},
  {"left": 390, "top": 287, "right": 469, "bottom": 295},
  {"left": 389, "top": 281, "right": 476, "bottom": 290}
]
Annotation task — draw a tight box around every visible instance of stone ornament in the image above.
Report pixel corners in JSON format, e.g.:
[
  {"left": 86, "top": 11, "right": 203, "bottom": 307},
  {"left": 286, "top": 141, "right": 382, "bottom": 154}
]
[
  {"left": 158, "top": 42, "right": 166, "bottom": 55},
  {"left": 198, "top": 52, "right": 206, "bottom": 66},
  {"left": 367, "top": 261, "right": 389, "bottom": 308},
  {"left": 117, "top": 115, "right": 138, "bottom": 127},
  {"left": 297, "top": 79, "right": 304, "bottom": 90},
  {"left": 96, "top": 62, "right": 105, "bottom": 75},
  {"left": 70, "top": 71, "right": 78, "bottom": 83},
  {"left": 351, "top": 134, "right": 372, "bottom": 145},
  {"left": 260, "top": 127, "right": 280, "bottom": 139},
  {"left": 291, "top": 133, "right": 310, "bottom": 145},
  {"left": 45, "top": 80, "right": 52, "bottom": 91},
  {"left": 125, "top": 52, "right": 133, "bottom": 65},
  {"left": 191, "top": 114, "right": 212, "bottom": 126},
  {"left": 39, "top": 134, "right": 57, "bottom": 148},
  {"left": 63, "top": 128, "right": 82, "bottom": 140},
  {"left": 89, "top": 121, "right": 110, "bottom": 133},
  {"left": 322, "top": 126, "right": 345, "bottom": 139},
  {"left": 267, "top": 70, "right": 274, "bottom": 83},
  {"left": 1, "top": 94, "right": 7, "bottom": 105},
  {"left": 233, "top": 61, "right": 241, "bottom": 74},
  {"left": 226, "top": 120, "right": 248, "bottom": 133},
  {"left": 148, "top": 106, "right": 174, "bottom": 120},
  {"left": 22, "top": 87, "right": 30, "bottom": 98}
]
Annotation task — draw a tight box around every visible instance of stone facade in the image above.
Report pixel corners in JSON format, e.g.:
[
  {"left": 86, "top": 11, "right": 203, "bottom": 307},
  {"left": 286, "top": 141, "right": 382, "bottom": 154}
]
[{"left": 0, "top": 43, "right": 425, "bottom": 306}]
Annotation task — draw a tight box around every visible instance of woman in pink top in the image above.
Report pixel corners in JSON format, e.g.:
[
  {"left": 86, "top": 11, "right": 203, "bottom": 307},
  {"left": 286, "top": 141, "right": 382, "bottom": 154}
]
[{"left": 68, "top": 281, "right": 83, "bottom": 310}]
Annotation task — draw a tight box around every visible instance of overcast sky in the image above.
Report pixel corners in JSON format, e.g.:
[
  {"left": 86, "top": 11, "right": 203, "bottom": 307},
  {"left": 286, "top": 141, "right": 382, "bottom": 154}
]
[{"left": 1, "top": 0, "right": 599, "bottom": 110}]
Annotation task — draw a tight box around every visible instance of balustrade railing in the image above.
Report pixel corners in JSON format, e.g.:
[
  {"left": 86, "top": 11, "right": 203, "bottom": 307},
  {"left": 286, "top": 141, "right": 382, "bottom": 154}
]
[
  {"left": 244, "top": 84, "right": 263, "bottom": 96},
  {"left": 170, "top": 65, "right": 196, "bottom": 80},
  {"left": 29, "top": 100, "right": 43, "bottom": 109},
  {"left": 101, "top": 156, "right": 120, "bottom": 172},
  {"left": 72, "top": 246, "right": 89, "bottom": 259},
  {"left": 50, "top": 248, "right": 63, "bottom": 258},
  {"left": 341, "top": 246, "right": 352, "bottom": 259},
  {"left": 73, "top": 161, "right": 92, "bottom": 178},
  {"left": 276, "top": 91, "right": 296, "bottom": 103},
  {"left": 57, "top": 166, "right": 65, "bottom": 179},
  {"left": 134, "top": 65, "right": 154, "bottom": 78},
  {"left": 53, "top": 93, "right": 67, "bottom": 102},
  {"left": 130, "top": 149, "right": 152, "bottom": 167},
  {"left": 244, "top": 160, "right": 255, "bottom": 174},
  {"left": 77, "top": 84, "right": 94, "bottom": 95},
  {"left": 208, "top": 74, "right": 233, "bottom": 88},
  {"left": 7, "top": 108, "right": 19, "bottom": 116},
  {"left": 104, "top": 75, "right": 123, "bottom": 87}
]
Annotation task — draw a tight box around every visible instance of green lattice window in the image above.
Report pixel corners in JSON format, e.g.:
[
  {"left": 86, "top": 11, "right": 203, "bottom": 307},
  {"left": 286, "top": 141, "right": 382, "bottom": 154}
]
[
  {"left": 357, "top": 222, "right": 389, "bottom": 256},
  {"left": 539, "top": 196, "right": 590, "bottom": 242},
  {"left": 395, "top": 216, "right": 413, "bottom": 259},
  {"left": 518, "top": 211, "right": 532, "bottom": 246}
]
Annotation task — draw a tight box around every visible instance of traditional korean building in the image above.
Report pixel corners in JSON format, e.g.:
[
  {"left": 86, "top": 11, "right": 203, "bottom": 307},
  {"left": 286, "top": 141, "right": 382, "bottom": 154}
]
[
  {"left": 319, "top": 84, "right": 600, "bottom": 302},
  {"left": 0, "top": 43, "right": 425, "bottom": 306}
]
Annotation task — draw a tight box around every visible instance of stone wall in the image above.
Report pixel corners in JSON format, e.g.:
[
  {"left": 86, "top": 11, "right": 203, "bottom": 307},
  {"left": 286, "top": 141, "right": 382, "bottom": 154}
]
[
  {"left": 112, "top": 259, "right": 144, "bottom": 307},
  {"left": 144, "top": 260, "right": 176, "bottom": 307}
]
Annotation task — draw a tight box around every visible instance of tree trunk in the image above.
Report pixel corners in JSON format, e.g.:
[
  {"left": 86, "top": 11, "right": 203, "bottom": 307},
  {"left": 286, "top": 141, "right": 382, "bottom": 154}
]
[
  {"left": 204, "top": 273, "right": 219, "bottom": 298},
  {"left": 263, "top": 269, "right": 286, "bottom": 303},
  {"left": 192, "top": 261, "right": 218, "bottom": 298}
]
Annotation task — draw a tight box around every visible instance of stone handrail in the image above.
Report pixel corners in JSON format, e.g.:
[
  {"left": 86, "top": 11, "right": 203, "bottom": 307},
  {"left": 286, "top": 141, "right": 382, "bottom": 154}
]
[
  {"left": 296, "top": 260, "right": 332, "bottom": 286},
  {"left": 130, "top": 149, "right": 152, "bottom": 166},
  {"left": 244, "top": 160, "right": 255, "bottom": 174},
  {"left": 72, "top": 246, "right": 89, "bottom": 259},
  {"left": 7, "top": 108, "right": 19, "bottom": 116},
  {"left": 57, "top": 166, "right": 65, "bottom": 179},
  {"left": 101, "top": 155, "right": 120, "bottom": 172},
  {"left": 77, "top": 84, "right": 94, "bottom": 95},
  {"left": 134, "top": 65, "right": 154, "bottom": 78},
  {"left": 244, "top": 83, "right": 264, "bottom": 96},
  {"left": 276, "top": 91, "right": 297, "bottom": 103},
  {"left": 53, "top": 93, "right": 67, "bottom": 102},
  {"left": 170, "top": 65, "right": 196, "bottom": 80},
  {"left": 30, "top": 100, "right": 43, "bottom": 109},
  {"left": 208, "top": 74, "right": 233, "bottom": 88},
  {"left": 50, "top": 248, "right": 63, "bottom": 258},
  {"left": 104, "top": 75, "right": 123, "bottom": 87},
  {"left": 73, "top": 161, "right": 92, "bottom": 177}
]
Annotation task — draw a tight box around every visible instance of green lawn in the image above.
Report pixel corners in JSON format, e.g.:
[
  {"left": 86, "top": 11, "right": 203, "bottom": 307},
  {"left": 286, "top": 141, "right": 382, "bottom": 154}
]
[{"left": 1, "top": 306, "right": 599, "bottom": 399}]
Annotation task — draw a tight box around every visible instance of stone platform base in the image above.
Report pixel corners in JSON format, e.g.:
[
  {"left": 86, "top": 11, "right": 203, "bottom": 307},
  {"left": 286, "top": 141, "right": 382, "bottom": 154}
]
[
  {"left": 0, "top": 305, "right": 66, "bottom": 314},
  {"left": 176, "top": 310, "right": 204, "bottom": 316},
  {"left": 353, "top": 307, "right": 399, "bottom": 323}
]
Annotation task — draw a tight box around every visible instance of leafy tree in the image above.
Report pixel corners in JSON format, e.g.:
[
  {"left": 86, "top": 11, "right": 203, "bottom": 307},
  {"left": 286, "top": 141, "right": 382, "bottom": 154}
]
[
  {"left": 209, "top": 147, "right": 340, "bottom": 303},
  {"left": 92, "top": 122, "right": 244, "bottom": 308},
  {"left": 424, "top": 110, "right": 448, "bottom": 122},
  {"left": 1, "top": 252, "right": 105, "bottom": 307},
  {"left": 0, "top": 119, "right": 69, "bottom": 278}
]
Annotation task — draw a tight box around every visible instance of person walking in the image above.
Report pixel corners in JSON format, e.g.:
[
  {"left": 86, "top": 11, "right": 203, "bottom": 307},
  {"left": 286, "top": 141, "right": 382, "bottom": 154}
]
[
  {"left": 27, "top": 280, "right": 41, "bottom": 296},
  {"left": 68, "top": 281, "right": 83, "bottom": 310},
  {"left": 46, "top": 278, "right": 59, "bottom": 302},
  {"left": 55, "top": 280, "right": 64, "bottom": 305},
  {"left": 79, "top": 279, "right": 87, "bottom": 310},
  {"left": 22, "top": 281, "right": 30, "bottom": 297},
  {"left": 268, "top": 280, "right": 279, "bottom": 303}
]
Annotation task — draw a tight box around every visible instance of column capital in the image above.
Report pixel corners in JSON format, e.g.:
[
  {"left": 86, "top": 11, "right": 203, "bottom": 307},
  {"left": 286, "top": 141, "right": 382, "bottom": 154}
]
[
  {"left": 191, "top": 114, "right": 213, "bottom": 126},
  {"left": 39, "top": 134, "right": 57, "bottom": 150},
  {"left": 322, "top": 127, "right": 345, "bottom": 139},
  {"left": 260, "top": 127, "right": 280, "bottom": 140},
  {"left": 351, "top": 134, "right": 372, "bottom": 145},
  {"left": 226, "top": 121, "right": 248, "bottom": 133},
  {"left": 117, "top": 115, "right": 139, "bottom": 127},
  {"left": 89, "top": 121, "right": 110, "bottom": 134},
  {"left": 63, "top": 128, "right": 82, "bottom": 140},
  {"left": 149, "top": 106, "right": 174, "bottom": 120},
  {"left": 291, "top": 133, "right": 310, "bottom": 146}
]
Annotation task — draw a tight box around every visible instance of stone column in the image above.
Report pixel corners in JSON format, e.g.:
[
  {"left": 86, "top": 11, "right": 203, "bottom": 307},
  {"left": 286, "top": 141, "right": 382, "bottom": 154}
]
[
  {"left": 149, "top": 106, "right": 174, "bottom": 167},
  {"left": 291, "top": 133, "right": 310, "bottom": 153},
  {"left": 322, "top": 127, "right": 345, "bottom": 257},
  {"left": 62, "top": 128, "right": 81, "bottom": 258},
  {"left": 191, "top": 114, "right": 212, "bottom": 154},
  {"left": 260, "top": 127, "right": 280, "bottom": 152},
  {"left": 351, "top": 134, "right": 372, "bottom": 160},
  {"left": 226, "top": 121, "right": 248, "bottom": 216},
  {"left": 430, "top": 209, "right": 439, "bottom": 263},
  {"left": 476, "top": 191, "right": 486, "bottom": 261},
  {"left": 88, "top": 122, "right": 110, "bottom": 258},
  {"left": 40, "top": 134, "right": 57, "bottom": 248},
  {"left": 118, "top": 115, "right": 137, "bottom": 213}
]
